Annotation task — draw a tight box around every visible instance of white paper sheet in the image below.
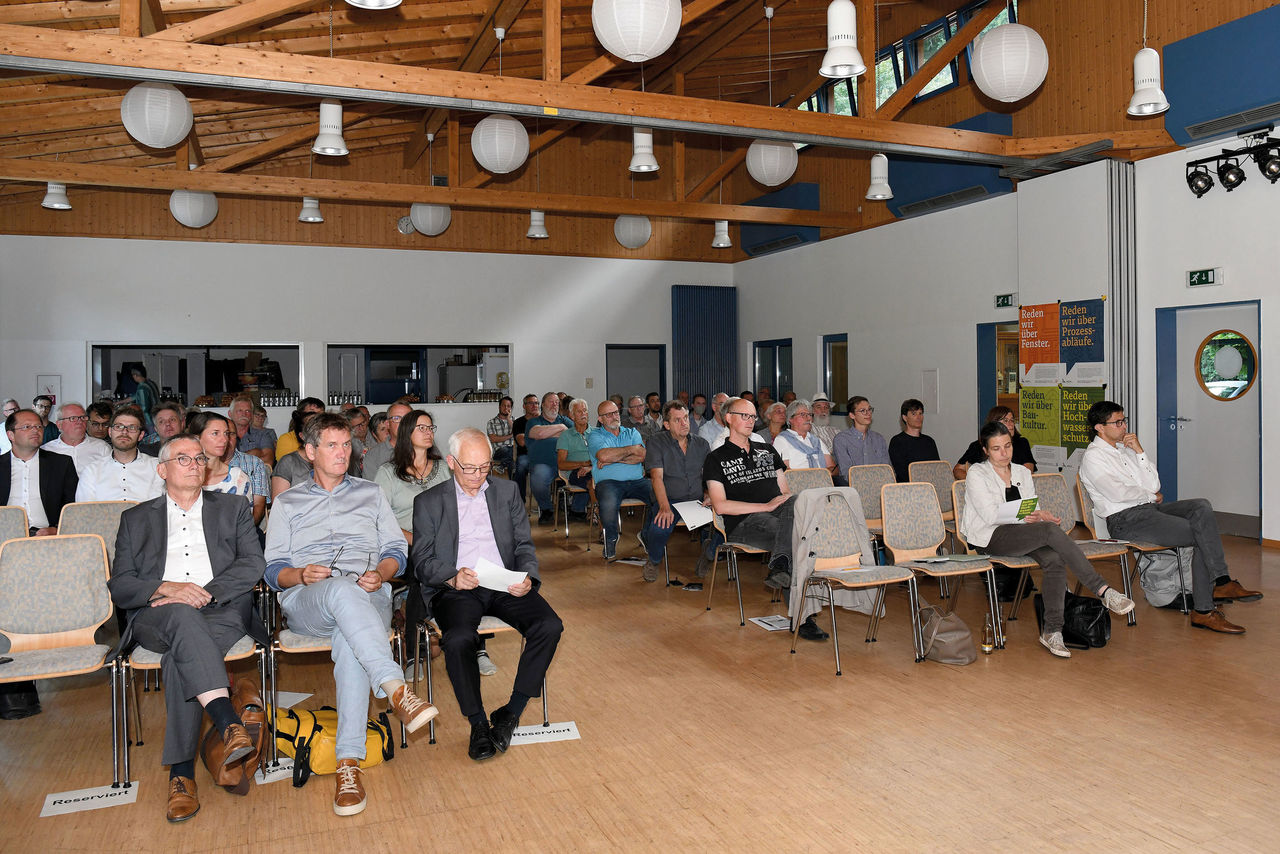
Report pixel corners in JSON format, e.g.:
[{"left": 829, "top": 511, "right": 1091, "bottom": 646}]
[
  {"left": 673, "top": 500, "right": 713, "bottom": 530},
  {"left": 995, "top": 496, "right": 1038, "bottom": 525},
  {"left": 474, "top": 556, "right": 528, "bottom": 592}
]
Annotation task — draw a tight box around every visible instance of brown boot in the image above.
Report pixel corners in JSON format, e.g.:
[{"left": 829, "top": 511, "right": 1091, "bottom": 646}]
[
  {"left": 166, "top": 776, "right": 200, "bottom": 823},
  {"left": 388, "top": 684, "right": 438, "bottom": 734},
  {"left": 333, "top": 759, "right": 366, "bottom": 816}
]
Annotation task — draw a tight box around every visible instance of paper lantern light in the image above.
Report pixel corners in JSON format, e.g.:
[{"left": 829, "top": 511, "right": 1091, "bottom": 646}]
[
  {"left": 745, "top": 139, "right": 798, "bottom": 186},
  {"left": 471, "top": 115, "right": 529, "bottom": 174},
  {"left": 410, "top": 203, "right": 451, "bottom": 236},
  {"left": 169, "top": 189, "right": 218, "bottom": 229},
  {"left": 614, "top": 215, "right": 651, "bottom": 249},
  {"left": 121, "top": 82, "right": 193, "bottom": 149},
  {"left": 970, "top": 23, "right": 1049, "bottom": 103},
  {"left": 591, "top": 0, "right": 681, "bottom": 63}
]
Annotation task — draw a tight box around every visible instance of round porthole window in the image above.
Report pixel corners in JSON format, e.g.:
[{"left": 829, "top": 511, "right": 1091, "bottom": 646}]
[{"left": 1196, "top": 329, "right": 1257, "bottom": 401}]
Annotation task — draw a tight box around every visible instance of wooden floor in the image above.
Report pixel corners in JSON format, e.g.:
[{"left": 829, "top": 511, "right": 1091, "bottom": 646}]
[{"left": 4, "top": 521, "right": 1278, "bottom": 852}]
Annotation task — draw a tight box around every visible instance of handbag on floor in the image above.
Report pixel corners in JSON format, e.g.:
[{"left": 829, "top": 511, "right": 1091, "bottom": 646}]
[
  {"left": 273, "top": 705, "right": 394, "bottom": 787},
  {"left": 1034, "top": 590, "right": 1111, "bottom": 649},
  {"left": 917, "top": 598, "right": 977, "bottom": 665}
]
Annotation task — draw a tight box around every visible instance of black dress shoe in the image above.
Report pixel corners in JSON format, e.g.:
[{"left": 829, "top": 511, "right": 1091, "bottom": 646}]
[
  {"left": 468, "top": 721, "right": 497, "bottom": 761},
  {"left": 537, "top": 510, "right": 554, "bottom": 526},
  {"left": 797, "top": 616, "right": 829, "bottom": 641},
  {"left": 489, "top": 707, "right": 520, "bottom": 753}
]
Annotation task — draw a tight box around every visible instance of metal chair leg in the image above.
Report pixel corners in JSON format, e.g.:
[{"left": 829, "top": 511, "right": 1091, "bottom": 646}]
[
  {"left": 907, "top": 576, "right": 926, "bottom": 662},
  {"left": 423, "top": 625, "right": 436, "bottom": 745},
  {"left": 865, "top": 586, "right": 887, "bottom": 643},
  {"left": 110, "top": 659, "right": 123, "bottom": 787},
  {"left": 984, "top": 568, "right": 1006, "bottom": 648},
  {"left": 731, "top": 551, "right": 745, "bottom": 626},
  {"left": 129, "top": 666, "right": 145, "bottom": 746},
  {"left": 269, "top": 641, "right": 280, "bottom": 767},
  {"left": 541, "top": 678, "right": 550, "bottom": 727},
  {"left": 705, "top": 547, "right": 722, "bottom": 611}
]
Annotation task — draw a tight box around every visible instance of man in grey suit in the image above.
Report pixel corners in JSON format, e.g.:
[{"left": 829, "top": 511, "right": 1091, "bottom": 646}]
[
  {"left": 411, "top": 427, "right": 563, "bottom": 762},
  {"left": 110, "top": 434, "right": 265, "bottom": 823}
]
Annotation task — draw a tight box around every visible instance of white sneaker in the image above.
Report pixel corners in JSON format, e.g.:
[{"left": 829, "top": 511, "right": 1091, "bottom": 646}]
[
  {"left": 1039, "top": 632, "right": 1071, "bottom": 658},
  {"left": 476, "top": 650, "right": 497, "bottom": 677},
  {"left": 1101, "top": 587, "right": 1136, "bottom": 615}
]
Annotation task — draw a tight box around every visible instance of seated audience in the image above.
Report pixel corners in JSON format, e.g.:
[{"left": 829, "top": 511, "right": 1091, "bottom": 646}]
[
  {"left": 954, "top": 406, "right": 1035, "bottom": 480},
  {"left": 1079, "top": 400, "right": 1261, "bottom": 634},
  {"left": 781, "top": 391, "right": 797, "bottom": 405},
  {"left": 810, "top": 393, "right": 839, "bottom": 458},
  {"left": 755, "top": 401, "right": 787, "bottom": 444},
  {"left": 139, "top": 402, "right": 185, "bottom": 456},
  {"left": 360, "top": 401, "right": 411, "bottom": 477},
  {"left": 960, "top": 421, "right": 1134, "bottom": 658},
  {"left": 487, "top": 396, "right": 516, "bottom": 474},
  {"left": 888, "top": 398, "right": 940, "bottom": 482},
  {"left": 108, "top": 433, "right": 266, "bottom": 822},
  {"left": 690, "top": 393, "right": 709, "bottom": 432},
  {"left": 223, "top": 426, "right": 270, "bottom": 526},
  {"left": 274, "top": 397, "right": 325, "bottom": 460},
  {"left": 526, "top": 392, "right": 571, "bottom": 526},
  {"left": 76, "top": 405, "right": 164, "bottom": 502},
  {"left": 641, "top": 392, "right": 664, "bottom": 440},
  {"left": 251, "top": 405, "right": 277, "bottom": 449},
  {"left": 33, "top": 394, "right": 58, "bottom": 444},
  {"left": 265, "top": 413, "right": 437, "bottom": 816},
  {"left": 187, "top": 411, "right": 253, "bottom": 500},
  {"left": 0, "top": 399, "right": 17, "bottom": 454},
  {"left": 773, "top": 399, "right": 836, "bottom": 477},
  {"left": 367, "top": 412, "right": 390, "bottom": 446},
  {"left": 342, "top": 408, "right": 368, "bottom": 477},
  {"left": 411, "top": 428, "right": 562, "bottom": 762},
  {"left": 555, "top": 399, "right": 593, "bottom": 519},
  {"left": 271, "top": 408, "right": 318, "bottom": 498},
  {"left": 699, "top": 392, "right": 730, "bottom": 449},
  {"left": 833, "top": 397, "right": 891, "bottom": 478},
  {"left": 511, "top": 393, "right": 539, "bottom": 503},
  {"left": 2, "top": 408, "right": 78, "bottom": 535},
  {"left": 228, "top": 394, "right": 275, "bottom": 467},
  {"left": 623, "top": 396, "right": 648, "bottom": 435},
  {"left": 42, "top": 401, "right": 111, "bottom": 474},
  {"left": 86, "top": 401, "right": 114, "bottom": 441},
  {"left": 373, "top": 409, "right": 450, "bottom": 543},
  {"left": 642, "top": 401, "right": 711, "bottom": 583},
  {"left": 588, "top": 400, "right": 653, "bottom": 562}
]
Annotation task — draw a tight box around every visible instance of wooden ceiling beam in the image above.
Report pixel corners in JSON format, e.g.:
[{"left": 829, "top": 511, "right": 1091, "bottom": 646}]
[
  {"left": 543, "top": 0, "right": 561, "bottom": 82},
  {"left": 151, "top": 0, "right": 327, "bottom": 44},
  {"left": 404, "top": 0, "right": 531, "bottom": 167},
  {"left": 120, "top": 0, "right": 167, "bottom": 38},
  {"left": 855, "top": 0, "right": 876, "bottom": 117},
  {"left": 0, "top": 24, "right": 1009, "bottom": 158},
  {"left": 0, "top": 156, "right": 857, "bottom": 227},
  {"left": 876, "top": 0, "right": 1004, "bottom": 121},
  {"left": 1002, "top": 129, "right": 1175, "bottom": 157}
]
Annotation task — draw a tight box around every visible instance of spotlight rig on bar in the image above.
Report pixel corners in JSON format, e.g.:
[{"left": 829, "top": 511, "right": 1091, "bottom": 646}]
[{"left": 1185, "top": 125, "right": 1280, "bottom": 197}]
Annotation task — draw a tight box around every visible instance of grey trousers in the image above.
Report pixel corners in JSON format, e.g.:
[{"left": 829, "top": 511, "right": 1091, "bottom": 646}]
[
  {"left": 728, "top": 495, "right": 796, "bottom": 575},
  {"left": 131, "top": 596, "right": 253, "bottom": 766},
  {"left": 982, "top": 522, "right": 1109, "bottom": 634},
  {"left": 1106, "top": 498, "right": 1225, "bottom": 611}
]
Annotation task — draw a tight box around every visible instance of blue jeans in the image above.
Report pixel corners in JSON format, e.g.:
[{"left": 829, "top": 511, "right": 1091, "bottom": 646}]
[
  {"left": 279, "top": 578, "right": 399, "bottom": 761},
  {"left": 530, "top": 462, "right": 557, "bottom": 511},
  {"left": 564, "top": 469, "right": 591, "bottom": 513},
  {"left": 596, "top": 478, "right": 654, "bottom": 554},
  {"left": 514, "top": 454, "right": 529, "bottom": 502},
  {"left": 641, "top": 504, "right": 717, "bottom": 567}
]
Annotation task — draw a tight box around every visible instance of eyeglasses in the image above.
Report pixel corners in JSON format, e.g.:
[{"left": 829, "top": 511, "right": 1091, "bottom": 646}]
[
  {"left": 413, "top": 424, "right": 437, "bottom": 434},
  {"left": 388, "top": 415, "right": 404, "bottom": 422},
  {"left": 58, "top": 415, "right": 88, "bottom": 423},
  {"left": 853, "top": 407, "right": 874, "bottom": 416},
  {"left": 600, "top": 409, "right": 620, "bottom": 417},
  {"left": 456, "top": 462, "right": 492, "bottom": 475},
  {"left": 165, "top": 453, "right": 209, "bottom": 468},
  {"left": 726, "top": 411, "right": 757, "bottom": 420},
  {"left": 1104, "top": 418, "right": 1129, "bottom": 427},
  {"left": 793, "top": 411, "right": 813, "bottom": 418},
  {"left": 11, "top": 424, "right": 43, "bottom": 432},
  {"left": 1000, "top": 416, "right": 1017, "bottom": 426},
  {"left": 110, "top": 424, "right": 142, "bottom": 434}
]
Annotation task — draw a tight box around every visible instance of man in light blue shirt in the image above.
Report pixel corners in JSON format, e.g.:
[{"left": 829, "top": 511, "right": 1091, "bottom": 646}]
[
  {"left": 587, "top": 400, "right": 652, "bottom": 562},
  {"left": 265, "top": 412, "right": 437, "bottom": 816}
]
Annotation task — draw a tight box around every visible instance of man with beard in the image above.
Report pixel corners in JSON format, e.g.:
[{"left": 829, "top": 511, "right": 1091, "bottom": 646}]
[{"left": 76, "top": 406, "right": 164, "bottom": 501}]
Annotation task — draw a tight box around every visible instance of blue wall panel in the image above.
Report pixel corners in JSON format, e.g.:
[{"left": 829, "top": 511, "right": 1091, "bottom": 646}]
[{"left": 672, "top": 285, "right": 737, "bottom": 401}]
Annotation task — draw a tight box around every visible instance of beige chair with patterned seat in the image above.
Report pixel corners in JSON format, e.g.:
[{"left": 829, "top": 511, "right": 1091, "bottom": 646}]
[
  {"left": 880, "top": 481, "right": 1003, "bottom": 655},
  {"left": 1029, "top": 473, "right": 1136, "bottom": 627},
  {"left": 1076, "top": 476, "right": 1189, "bottom": 615},
  {"left": 58, "top": 500, "right": 137, "bottom": 568},
  {"left": 789, "top": 491, "right": 921, "bottom": 673},
  {"left": 783, "top": 467, "right": 834, "bottom": 495},
  {"left": 847, "top": 464, "right": 895, "bottom": 561},
  {"left": 0, "top": 533, "right": 122, "bottom": 785},
  {"left": 0, "top": 505, "right": 29, "bottom": 543}
]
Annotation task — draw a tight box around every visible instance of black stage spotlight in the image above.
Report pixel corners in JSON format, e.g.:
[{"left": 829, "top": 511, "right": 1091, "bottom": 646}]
[
  {"left": 1217, "top": 157, "right": 1246, "bottom": 191},
  {"left": 1254, "top": 146, "right": 1280, "bottom": 183},
  {"left": 1186, "top": 164, "right": 1214, "bottom": 197}
]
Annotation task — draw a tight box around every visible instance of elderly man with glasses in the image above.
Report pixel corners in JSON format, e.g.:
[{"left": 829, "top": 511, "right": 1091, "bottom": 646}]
[
  {"left": 588, "top": 399, "right": 653, "bottom": 562},
  {"left": 42, "top": 401, "right": 111, "bottom": 475},
  {"left": 772, "top": 399, "right": 836, "bottom": 478},
  {"left": 411, "top": 428, "right": 562, "bottom": 762},
  {"left": 1079, "top": 400, "right": 1261, "bottom": 634},
  {"left": 76, "top": 405, "right": 164, "bottom": 502}
]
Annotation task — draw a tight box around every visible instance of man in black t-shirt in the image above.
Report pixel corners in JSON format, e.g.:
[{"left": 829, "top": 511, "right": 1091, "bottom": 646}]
[
  {"left": 702, "top": 396, "right": 796, "bottom": 592},
  {"left": 511, "top": 393, "right": 539, "bottom": 503},
  {"left": 887, "top": 398, "right": 940, "bottom": 482}
]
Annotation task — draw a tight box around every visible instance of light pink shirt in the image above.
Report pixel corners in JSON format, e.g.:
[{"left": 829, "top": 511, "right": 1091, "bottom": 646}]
[{"left": 454, "top": 478, "right": 504, "bottom": 571}]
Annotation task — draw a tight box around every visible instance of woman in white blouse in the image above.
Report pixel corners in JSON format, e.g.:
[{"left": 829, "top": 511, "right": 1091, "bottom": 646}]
[{"left": 959, "top": 422, "right": 1135, "bottom": 658}]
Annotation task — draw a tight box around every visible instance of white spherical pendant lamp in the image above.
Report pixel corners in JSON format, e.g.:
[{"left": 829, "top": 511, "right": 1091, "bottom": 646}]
[
  {"left": 819, "top": 0, "right": 865, "bottom": 79},
  {"left": 865, "top": 153, "right": 893, "bottom": 200},
  {"left": 527, "top": 210, "right": 549, "bottom": 239},
  {"left": 591, "top": 0, "right": 682, "bottom": 63},
  {"left": 410, "top": 203, "right": 451, "bottom": 236},
  {"left": 169, "top": 189, "right": 218, "bottom": 229},
  {"left": 121, "top": 82, "right": 193, "bottom": 149},
  {"left": 345, "top": 0, "right": 401, "bottom": 8},
  {"left": 1127, "top": 47, "right": 1169, "bottom": 116},
  {"left": 471, "top": 115, "right": 529, "bottom": 174},
  {"left": 614, "top": 215, "right": 651, "bottom": 249},
  {"left": 970, "top": 23, "right": 1049, "bottom": 103},
  {"left": 746, "top": 139, "right": 798, "bottom": 186}
]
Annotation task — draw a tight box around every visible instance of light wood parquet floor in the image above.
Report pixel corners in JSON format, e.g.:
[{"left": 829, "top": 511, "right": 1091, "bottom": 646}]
[{"left": 3, "top": 518, "right": 1277, "bottom": 853}]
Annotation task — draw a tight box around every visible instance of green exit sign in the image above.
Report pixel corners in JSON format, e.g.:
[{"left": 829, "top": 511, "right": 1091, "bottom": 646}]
[
  {"left": 994, "top": 292, "right": 1017, "bottom": 308},
  {"left": 1187, "top": 268, "right": 1223, "bottom": 287}
]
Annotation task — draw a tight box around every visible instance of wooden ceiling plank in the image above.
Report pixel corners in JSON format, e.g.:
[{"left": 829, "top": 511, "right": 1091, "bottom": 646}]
[
  {"left": 543, "top": 0, "right": 561, "bottom": 82},
  {"left": 0, "top": 24, "right": 1008, "bottom": 157},
  {"left": 854, "top": 0, "right": 876, "bottom": 117},
  {"left": 876, "top": 0, "right": 1003, "bottom": 121},
  {"left": 151, "top": 0, "right": 324, "bottom": 44},
  {"left": 0, "top": 156, "right": 856, "bottom": 227},
  {"left": 1003, "top": 129, "right": 1174, "bottom": 157}
]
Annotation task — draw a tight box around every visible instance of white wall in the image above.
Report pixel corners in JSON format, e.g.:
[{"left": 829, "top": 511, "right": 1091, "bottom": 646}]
[
  {"left": 1135, "top": 140, "right": 1279, "bottom": 540},
  {"left": 0, "top": 236, "right": 732, "bottom": 424},
  {"left": 732, "top": 193, "right": 1022, "bottom": 465}
]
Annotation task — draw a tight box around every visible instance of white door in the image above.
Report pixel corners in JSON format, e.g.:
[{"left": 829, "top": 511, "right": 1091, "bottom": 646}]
[{"left": 1169, "top": 303, "right": 1260, "bottom": 536}]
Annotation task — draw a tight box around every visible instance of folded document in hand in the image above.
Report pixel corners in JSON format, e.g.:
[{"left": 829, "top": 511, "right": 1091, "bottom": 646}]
[{"left": 473, "top": 556, "right": 529, "bottom": 592}]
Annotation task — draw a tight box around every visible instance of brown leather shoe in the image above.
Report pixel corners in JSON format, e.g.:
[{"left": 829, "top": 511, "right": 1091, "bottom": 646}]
[
  {"left": 1191, "top": 608, "right": 1245, "bottom": 634},
  {"left": 1213, "top": 579, "right": 1263, "bottom": 602},
  {"left": 333, "top": 759, "right": 366, "bottom": 817},
  {"left": 388, "top": 684, "right": 438, "bottom": 734},
  {"left": 221, "top": 722, "right": 254, "bottom": 766},
  {"left": 231, "top": 678, "right": 266, "bottom": 772},
  {"left": 166, "top": 776, "right": 200, "bottom": 823}
]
